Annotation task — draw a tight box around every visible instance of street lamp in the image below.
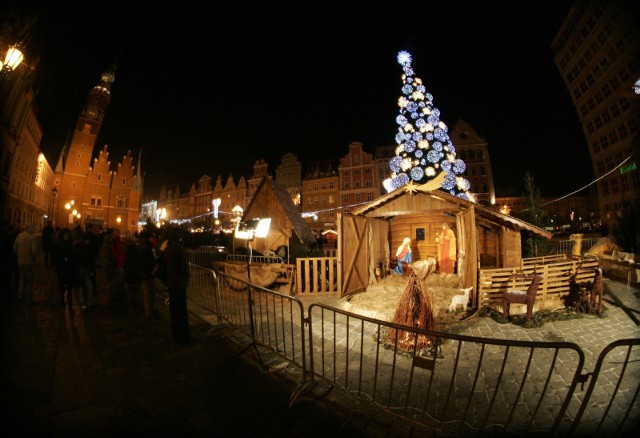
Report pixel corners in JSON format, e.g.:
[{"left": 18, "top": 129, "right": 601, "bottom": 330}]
[
  {"left": 212, "top": 198, "right": 221, "bottom": 218},
  {"left": 64, "top": 199, "right": 81, "bottom": 224},
  {"left": 1, "top": 45, "right": 24, "bottom": 78},
  {"left": 50, "top": 186, "right": 58, "bottom": 221}
]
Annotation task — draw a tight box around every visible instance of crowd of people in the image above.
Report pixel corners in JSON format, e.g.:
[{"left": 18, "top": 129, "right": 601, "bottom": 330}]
[{"left": 3, "top": 220, "right": 191, "bottom": 345}]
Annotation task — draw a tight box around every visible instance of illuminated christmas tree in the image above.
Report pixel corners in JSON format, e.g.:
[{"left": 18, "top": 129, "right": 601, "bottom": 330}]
[{"left": 383, "top": 51, "right": 472, "bottom": 201}]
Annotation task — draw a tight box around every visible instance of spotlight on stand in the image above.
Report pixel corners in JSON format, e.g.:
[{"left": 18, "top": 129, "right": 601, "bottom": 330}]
[
  {"left": 233, "top": 217, "right": 271, "bottom": 361},
  {"left": 235, "top": 218, "right": 271, "bottom": 269},
  {"left": 235, "top": 218, "right": 271, "bottom": 241}
]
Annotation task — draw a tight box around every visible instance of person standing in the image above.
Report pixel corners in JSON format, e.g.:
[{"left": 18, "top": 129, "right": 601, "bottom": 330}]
[
  {"left": 439, "top": 223, "right": 457, "bottom": 274},
  {"left": 104, "top": 228, "right": 125, "bottom": 304},
  {"left": 53, "top": 227, "right": 78, "bottom": 314},
  {"left": 84, "top": 223, "right": 100, "bottom": 292},
  {"left": 163, "top": 227, "right": 191, "bottom": 344},
  {"left": 394, "top": 237, "right": 413, "bottom": 275},
  {"left": 74, "top": 230, "right": 94, "bottom": 310},
  {"left": 138, "top": 230, "right": 158, "bottom": 318},
  {"left": 42, "top": 220, "right": 55, "bottom": 269},
  {"left": 13, "top": 223, "right": 38, "bottom": 306}
]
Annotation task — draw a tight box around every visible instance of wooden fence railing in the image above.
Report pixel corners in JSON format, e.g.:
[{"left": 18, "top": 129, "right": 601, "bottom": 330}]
[
  {"left": 479, "top": 256, "right": 599, "bottom": 312},
  {"left": 521, "top": 253, "right": 568, "bottom": 268},
  {"left": 296, "top": 256, "right": 339, "bottom": 296}
]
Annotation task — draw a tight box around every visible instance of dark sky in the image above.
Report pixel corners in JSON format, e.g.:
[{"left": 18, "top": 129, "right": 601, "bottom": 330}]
[{"left": 4, "top": 1, "right": 591, "bottom": 199}]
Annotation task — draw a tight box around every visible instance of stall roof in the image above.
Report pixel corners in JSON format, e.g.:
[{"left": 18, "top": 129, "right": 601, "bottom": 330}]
[
  {"left": 245, "top": 177, "right": 318, "bottom": 245},
  {"left": 353, "top": 178, "right": 552, "bottom": 239}
]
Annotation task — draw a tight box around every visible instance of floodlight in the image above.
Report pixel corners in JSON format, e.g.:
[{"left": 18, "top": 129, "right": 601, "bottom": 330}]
[{"left": 235, "top": 217, "right": 271, "bottom": 240}]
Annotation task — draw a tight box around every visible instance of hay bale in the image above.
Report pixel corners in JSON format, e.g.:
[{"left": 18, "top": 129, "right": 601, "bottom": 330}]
[{"left": 345, "top": 273, "right": 464, "bottom": 322}]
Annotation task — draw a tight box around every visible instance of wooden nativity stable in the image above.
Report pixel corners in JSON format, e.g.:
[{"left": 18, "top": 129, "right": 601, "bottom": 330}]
[{"left": 341, "top": 178, "right": 553, "bottom": 308}]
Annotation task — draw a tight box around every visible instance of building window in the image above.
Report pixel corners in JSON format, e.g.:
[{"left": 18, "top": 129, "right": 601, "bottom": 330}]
[
  {"left": 329, "top": 181, "right": 334, "bottom": 189},
  {"left": 343, "top": 195, "right": 349, "bottom": 203},
  {"left": 355, "top": 194, "right": 360, "bottom": 202},
  {"left": 631, "top": 171, "right": 640, "bottom": 189},
  {"left": 321, "top": 182, "right": 326, "bottom": 190},
  {"left": 611, "top": 178, "right": 619, "bottom": 194},
  {"left": 354, "top": 169, "right": 360, "bottom": 175},
  {"left": 90, "top": 196, "right": 102, "bottom": 207},
  {"left": 122, "top": 178, "right": 126, "bottom": 185},
  {"left": 354, "top": 181, "right": 360, "bottom": 188},
  {"left": 621, "top": 174, "right": 629, "bottom": 192},
  {"left": 117, "top": 197, "right": 126, "bottom": 209},
  {"left": 366, "top": 192, "right": 373, "bottom": 201},
  {"left": 97, "top": 174, "right": 102, "bottom": 181},
  {"left": 343, "top": 182, "right": 349, "bottom": 189}
]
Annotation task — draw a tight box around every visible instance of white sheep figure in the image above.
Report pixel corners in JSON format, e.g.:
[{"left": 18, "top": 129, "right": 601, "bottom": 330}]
[{"left": 449, "top": 286, "right": 473, "bottom": 313}]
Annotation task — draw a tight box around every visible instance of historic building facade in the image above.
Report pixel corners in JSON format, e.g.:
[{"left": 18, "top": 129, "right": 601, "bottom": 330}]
[
  {"left": 552, "top": 0, "right": 640, "bottom": 228},
  {"left": 449, "top": 120, "right": 496, "bottom": 207},
  {"left": 51, "top": 63, "right": 142, "bottom": 235},
  {"left": 302, "top": 159, "right": 340, "bottom": 233},
  {"left": 338, "top": 142, "right": 379, "bottom": 215},
  {"left": 1, "top": 22, "right": 55, "bottom": 230}
]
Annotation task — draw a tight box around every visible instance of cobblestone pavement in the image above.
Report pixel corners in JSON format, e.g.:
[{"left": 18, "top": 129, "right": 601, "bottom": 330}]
[
  {"left": 3, "top": 251, "right": 639, "bottom": 436},
  {"left": 1, "top": 259, "right": 384, "bottom": 437}
]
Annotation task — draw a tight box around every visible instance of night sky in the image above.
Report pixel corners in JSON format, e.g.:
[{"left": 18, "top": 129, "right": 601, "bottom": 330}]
[{"left": 3, "top": 1, "right": 592, "bottom": 199}]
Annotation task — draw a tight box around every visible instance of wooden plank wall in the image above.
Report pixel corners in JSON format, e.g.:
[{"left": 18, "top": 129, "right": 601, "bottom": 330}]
[
  {"left": 390, "top": 215, "right": 452, "bottom": 261},
  {"left": 478, "top": 256, "right": 599, "bottom": 313}
]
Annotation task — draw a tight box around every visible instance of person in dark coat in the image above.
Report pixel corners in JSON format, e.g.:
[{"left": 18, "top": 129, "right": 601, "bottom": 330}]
[
  {"left": 53, "top": 227, "right": 78, "bottom": 314},
  {"left": 162, "top": 227, "right": 191, "bottom": 344},
  {"left": 104, "top": 228, "right": 125, "bottom": 304},
  {"left": 74, "top": 230, "right": 94, "bottom": 310},
  {"left": 84, "top": 223, "right": 100, "bottom": 291},
  {"left": 138, "top": 230, "right": 158, "bottom": 318},
  {"left": 42, "top": 220, "right": 55, "bottom": 269}
]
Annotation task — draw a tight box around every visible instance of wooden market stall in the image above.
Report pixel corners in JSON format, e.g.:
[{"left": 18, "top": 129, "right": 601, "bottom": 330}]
[
  {"left": 232, "top": 176, "right": 317, "bottom": 258},
  {"left": 219, "top": 177, "right": 318, "bottom": 293}
]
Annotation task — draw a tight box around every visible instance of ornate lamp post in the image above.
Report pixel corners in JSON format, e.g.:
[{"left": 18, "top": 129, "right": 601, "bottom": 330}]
[
  {"left": 50, "top": 186, "right": 58, "bottom": 223},
  {"left": 0, "top": 45, "right": 24, "bottom": 78}
]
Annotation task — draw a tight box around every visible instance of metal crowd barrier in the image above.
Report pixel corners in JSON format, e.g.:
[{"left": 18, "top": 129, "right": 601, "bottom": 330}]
[
  {"left": 182, "top": 265, "right": 640, "bottom": 435},
  {"left": 303, "top": 304, "right": 585, "bottom": 435},
  {"left": 199, "top": 266, "right": 307, "bottom": 378}
]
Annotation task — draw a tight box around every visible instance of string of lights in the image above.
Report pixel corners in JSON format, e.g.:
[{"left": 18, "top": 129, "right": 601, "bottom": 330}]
[
  {"left": 158, "top": 154, "right": 634, "bottom": 225},
  {"left": 160, "top": 200, "right": 372, "bottom": 227},
  {"left": 517, "top": 154, "right": 633, "bottom": 213}
]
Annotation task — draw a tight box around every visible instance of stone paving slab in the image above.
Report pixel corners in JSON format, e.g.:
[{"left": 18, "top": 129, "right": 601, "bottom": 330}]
[{"left": 1, "top": 261, "right": 381, "bottom": 437}]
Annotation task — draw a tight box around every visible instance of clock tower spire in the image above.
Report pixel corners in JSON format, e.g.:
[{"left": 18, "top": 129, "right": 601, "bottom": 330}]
[
  {"left": 53, "top": 60, "right": 117, "bottom": 227},
  {"left": 63, "top": 60, "right": 117, "bottom": 176}
]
